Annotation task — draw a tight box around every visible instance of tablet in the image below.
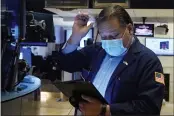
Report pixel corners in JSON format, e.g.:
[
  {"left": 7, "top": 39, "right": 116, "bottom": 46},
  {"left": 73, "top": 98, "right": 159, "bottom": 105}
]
[{"left": 53, "top": 80, "right": 108, "bottom": 107}]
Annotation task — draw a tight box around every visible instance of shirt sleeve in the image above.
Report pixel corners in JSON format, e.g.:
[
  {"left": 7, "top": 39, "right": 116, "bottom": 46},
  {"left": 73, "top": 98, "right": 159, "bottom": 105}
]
[
  {"left": 62, "top": 42, "right": 78, "bottom": 54},
  {"left": 56, "top": 44, "right": 98, "bottom": 73}
]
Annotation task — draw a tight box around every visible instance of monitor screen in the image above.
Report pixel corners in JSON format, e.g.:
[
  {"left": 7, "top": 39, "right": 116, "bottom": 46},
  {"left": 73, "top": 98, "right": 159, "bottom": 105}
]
[
  {"left": 19, "top": 45, "right": 50, "bottom": 67},
  {"left": 66, "top": 29, "right": 93, "bottom": 47},
  {"left": 11, "top": 25, "right": 19, "bottom": 39},
  {"left": 25, "top": 12, "right": 54, "bottom": 43},
  {"left": 30, "top": 46, "right": 49, "bottom": 58},
  {"left": 134, "top": 24, "right": 154, "bottom": 37},
  {"left": 19, "top": 46, "right": 32, "bottom": 67},
  {"left": 145, "top": 38, "right": 174, "bottom": 56}
]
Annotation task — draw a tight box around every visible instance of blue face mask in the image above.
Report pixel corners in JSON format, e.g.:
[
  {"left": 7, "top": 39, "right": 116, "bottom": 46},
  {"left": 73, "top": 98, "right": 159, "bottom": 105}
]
[{"left": 101, "top": 39, "right": 127, "bottom": 56}]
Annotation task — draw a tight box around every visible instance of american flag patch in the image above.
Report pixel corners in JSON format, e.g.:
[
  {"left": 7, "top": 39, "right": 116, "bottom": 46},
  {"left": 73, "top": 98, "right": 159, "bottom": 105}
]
[{"left": 155, "top": 72, "right": 165, "bottom": 85}]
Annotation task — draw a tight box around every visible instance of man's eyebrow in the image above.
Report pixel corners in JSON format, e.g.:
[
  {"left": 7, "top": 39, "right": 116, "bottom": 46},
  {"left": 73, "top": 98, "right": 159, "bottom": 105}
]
[
  {"left": 100, "top": 27, "right": 118, "bottom": 32},
  {"left": 108, "top": 30, "right": 120, "bottom": 35},
  {"left": 100, "top": 32, "right": 119, "bottom": 38},
  {"left": 113, "top": 33, "right": 119, "bottom": 37}
]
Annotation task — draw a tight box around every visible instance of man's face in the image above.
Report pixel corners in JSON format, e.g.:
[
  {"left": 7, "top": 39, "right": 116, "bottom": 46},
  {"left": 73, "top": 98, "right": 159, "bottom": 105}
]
[
  {"left": 98, "top": 18, "right": 133, "bottom": 48},
  {"left": 31, "top": 46, "right": 39, "bottom": 56}
]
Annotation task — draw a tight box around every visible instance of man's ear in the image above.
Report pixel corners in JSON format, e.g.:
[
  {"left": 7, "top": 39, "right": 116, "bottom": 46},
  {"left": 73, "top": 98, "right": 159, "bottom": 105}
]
[{"left": 127, "top": 23, "right": 134, "bottom": 35}]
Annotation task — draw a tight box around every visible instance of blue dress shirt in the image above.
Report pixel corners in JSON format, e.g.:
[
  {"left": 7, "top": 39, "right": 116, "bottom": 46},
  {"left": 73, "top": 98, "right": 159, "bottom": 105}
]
[{"left": 93, "top": 54, "right": 124, "bottom": 97}]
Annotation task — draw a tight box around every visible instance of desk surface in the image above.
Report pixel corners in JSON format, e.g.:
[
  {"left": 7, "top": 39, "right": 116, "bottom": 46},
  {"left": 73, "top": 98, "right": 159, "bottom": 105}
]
[{"left": 1, "top": 75, "right": 41, "bottom": 102}]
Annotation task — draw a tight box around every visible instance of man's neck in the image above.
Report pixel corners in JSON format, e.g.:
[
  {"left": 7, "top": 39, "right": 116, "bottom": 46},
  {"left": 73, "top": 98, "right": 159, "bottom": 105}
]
[{"left": 128, "top": 36, "right": 135, "bottom": 48}]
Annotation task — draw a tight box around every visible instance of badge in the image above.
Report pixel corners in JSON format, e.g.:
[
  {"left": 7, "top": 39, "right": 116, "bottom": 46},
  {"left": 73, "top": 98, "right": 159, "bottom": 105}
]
[
  {"left": 155, "top": 72, "right": 165, "bottom": 85},
  {"left": 123, "top": 61, "right": 128, "bottom": 65}
]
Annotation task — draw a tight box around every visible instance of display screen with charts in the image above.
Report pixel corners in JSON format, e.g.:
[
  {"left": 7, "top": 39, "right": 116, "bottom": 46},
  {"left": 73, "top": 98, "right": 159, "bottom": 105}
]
[
  {"left": 145, "top": 38, "right": 174, "bottom": 56},
  {"left": 134, "top": 24, "right": 154, "bottom": 37}
]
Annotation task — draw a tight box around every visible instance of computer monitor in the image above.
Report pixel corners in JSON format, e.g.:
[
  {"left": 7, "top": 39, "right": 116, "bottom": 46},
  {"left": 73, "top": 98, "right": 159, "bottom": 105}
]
[
  {"left": 19, "top": 46, "right": 32, "bottom": 67},
  {"left": 19, "top": 43, "right": 49, "bottom": 66},
  {"left": 25, "top": 12, "right": 54, "bottom": 43},
  {"left": 30, "top": 46, "right": 49, "bottom": 58},
  {"left": 134, "top": 24, "right": 154, "bottom": 37},
  {"left": 11, "top": 24, "right": 19, "bottom": 40},
  {"left": 145, "top": 38, "right": 174, "bottom": 56}
]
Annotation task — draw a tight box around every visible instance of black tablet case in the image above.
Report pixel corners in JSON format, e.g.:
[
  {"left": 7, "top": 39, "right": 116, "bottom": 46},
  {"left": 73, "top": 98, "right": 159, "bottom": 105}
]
[{"left": 53, "top": 80, "right": 108, "bottom": 108}]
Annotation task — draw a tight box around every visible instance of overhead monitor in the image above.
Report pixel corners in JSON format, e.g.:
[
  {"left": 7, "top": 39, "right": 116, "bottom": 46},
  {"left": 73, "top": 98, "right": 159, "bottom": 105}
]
[
  {"left": 134, "top": 24, "right": 154, "bottom": 37},
  {"left": 145, "top": 38, "right": 174, "bottom": 56}
]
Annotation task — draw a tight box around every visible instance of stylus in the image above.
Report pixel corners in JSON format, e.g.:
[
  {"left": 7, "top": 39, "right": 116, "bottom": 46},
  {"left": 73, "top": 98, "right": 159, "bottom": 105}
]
[{"left": 80, "top": 74, "right": 86, "bottom": 82}]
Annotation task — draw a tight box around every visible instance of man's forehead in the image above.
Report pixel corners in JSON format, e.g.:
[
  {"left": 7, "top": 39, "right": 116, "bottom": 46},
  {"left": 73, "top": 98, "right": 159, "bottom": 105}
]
[
  {"left": 99, "top": 28, "right": 118, "bottom": 35},
  {"left": 98, "top": 19, "right": 120, "bottom": 30},
  {"left": 98, "top": 18, "right": 120, "bottom": 26},
  {"left": 98, "top": 24, "right": 120, "bottom": 37}
]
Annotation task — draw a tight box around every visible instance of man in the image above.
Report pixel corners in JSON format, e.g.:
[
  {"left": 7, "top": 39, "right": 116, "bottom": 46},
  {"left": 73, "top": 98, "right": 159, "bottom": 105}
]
[{"left": 57, "top": 5, "right": 165, "bottom": 115}]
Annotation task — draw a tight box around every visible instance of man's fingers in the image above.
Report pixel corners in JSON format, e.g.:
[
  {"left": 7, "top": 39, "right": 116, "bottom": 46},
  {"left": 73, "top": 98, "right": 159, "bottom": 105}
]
[
  {"left": 87, "top": 23, "right": 94, "bottom": 29},
  {"left": 82, "top": 95, "right": 95, "bottom": 103},
  {"left": 79, "top": 103, "right": 85, "bottom": 114},
  {"left": 79, "top": 107, "right": 85, "bottom": 114},
  {"left": 76, "top": 14, "right": 89, "bottom": 20},
  {"left": 79, "top": 103, "right": 84, "bottom": 108},
  {"left": 75, "top": 14, "right": 89, "bottom": 23}
]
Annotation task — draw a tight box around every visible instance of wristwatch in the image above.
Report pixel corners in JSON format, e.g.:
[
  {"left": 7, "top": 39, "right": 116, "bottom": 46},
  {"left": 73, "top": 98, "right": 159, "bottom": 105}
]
[{"left": 99, "top": 104, "right": 107, "bottom": 116}]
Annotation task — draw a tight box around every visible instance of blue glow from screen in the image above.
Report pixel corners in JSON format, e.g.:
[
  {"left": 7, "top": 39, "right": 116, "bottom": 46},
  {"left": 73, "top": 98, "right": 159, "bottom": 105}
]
[
  {"left": 20, "top": 47, "right": 32, "bottom": 67},
  {"left": 11, "top": 25, "right": 19, "bottom": 39}
]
